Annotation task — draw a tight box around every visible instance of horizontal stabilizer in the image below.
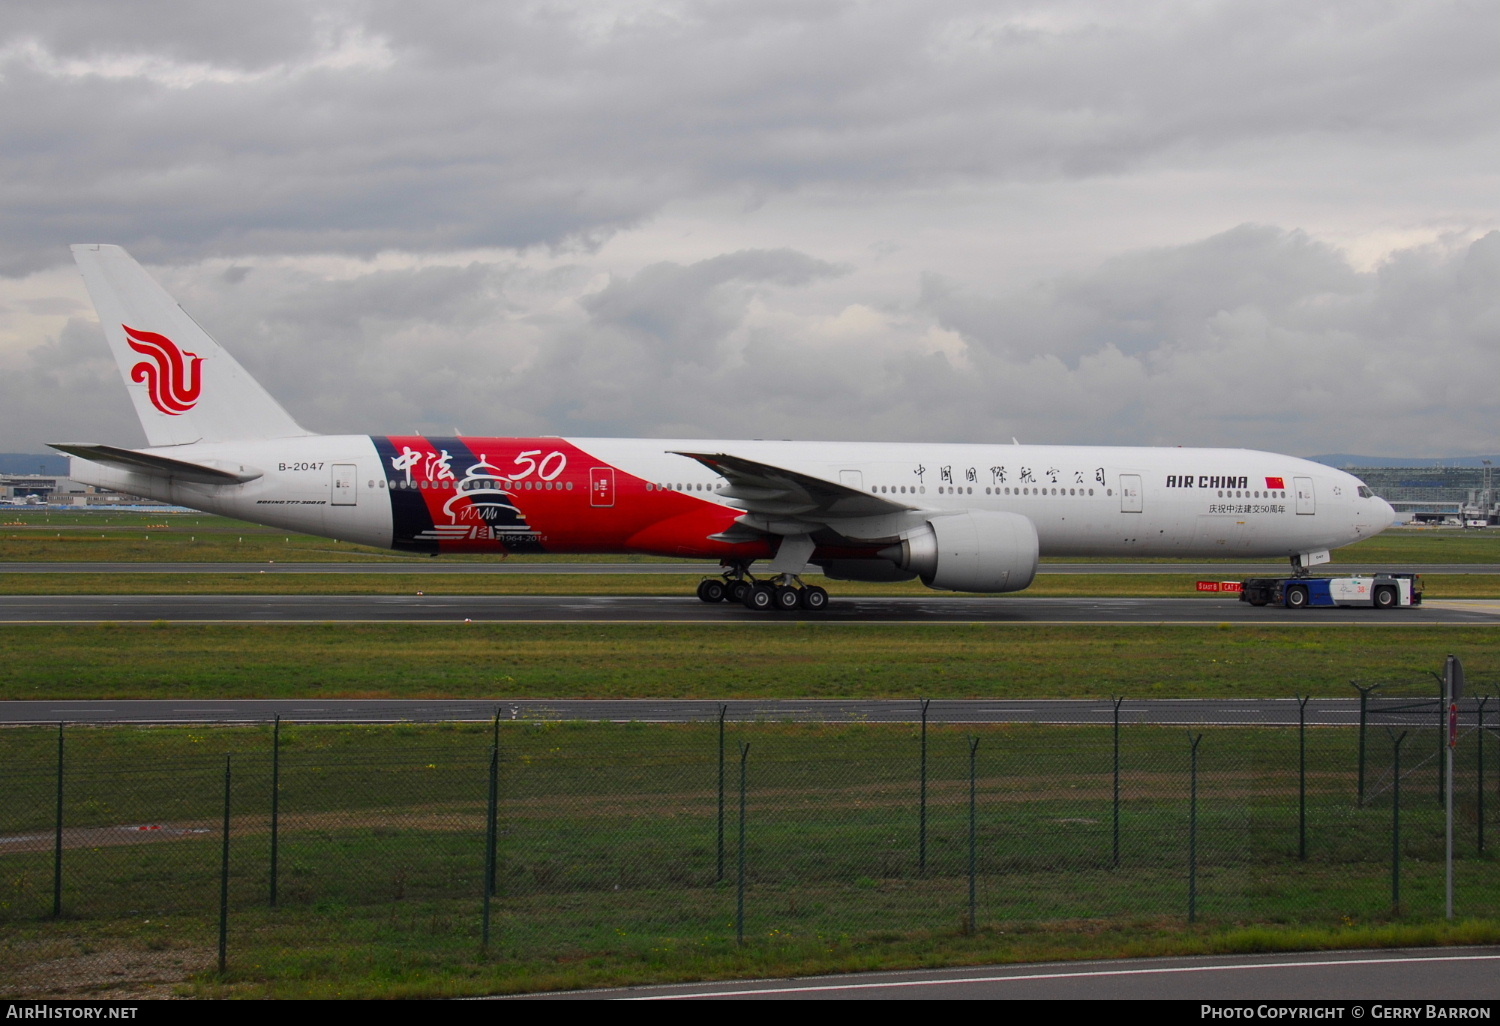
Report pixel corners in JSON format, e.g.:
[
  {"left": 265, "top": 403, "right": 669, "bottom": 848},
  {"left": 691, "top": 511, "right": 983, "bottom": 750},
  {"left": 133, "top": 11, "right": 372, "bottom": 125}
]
[{"left": 48, "top": 443, "right": 262, "bottom": 484}]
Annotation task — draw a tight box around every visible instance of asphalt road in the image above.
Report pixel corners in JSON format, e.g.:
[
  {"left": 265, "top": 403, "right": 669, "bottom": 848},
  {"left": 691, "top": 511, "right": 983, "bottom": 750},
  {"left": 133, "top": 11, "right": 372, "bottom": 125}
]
[
  {"left": 0, "top": 696, "right": 1463, "bottom": 725},
  {"left": 3, "top": 593, "right": 1498, "bottom": 623},
  {"left": 511, "top": 948, "right": 1500, "bottom": 1001},
  {"left": 4, "top": 561, "right": 1499, "bottom": 574}
]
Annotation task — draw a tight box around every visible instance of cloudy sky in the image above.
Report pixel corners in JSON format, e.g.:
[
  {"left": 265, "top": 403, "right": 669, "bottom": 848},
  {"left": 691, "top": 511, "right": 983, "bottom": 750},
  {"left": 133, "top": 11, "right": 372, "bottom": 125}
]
[{"left": 2, "top": 0, "right": 1498, "bottom": 457}]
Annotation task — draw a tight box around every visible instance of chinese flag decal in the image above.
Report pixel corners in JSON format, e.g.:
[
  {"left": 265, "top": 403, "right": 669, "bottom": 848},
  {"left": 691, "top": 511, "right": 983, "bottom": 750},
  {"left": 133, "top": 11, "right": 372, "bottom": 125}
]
[{"left": 1265, "top": 477, "right": 1285, "bottom": 490}]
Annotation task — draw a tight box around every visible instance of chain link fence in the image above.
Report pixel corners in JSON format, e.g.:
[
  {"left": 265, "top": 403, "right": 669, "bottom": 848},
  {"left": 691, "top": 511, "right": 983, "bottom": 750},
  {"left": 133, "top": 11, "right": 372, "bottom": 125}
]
[{"left": 2, "top": 701, "right": 1497, "bottom": 995}]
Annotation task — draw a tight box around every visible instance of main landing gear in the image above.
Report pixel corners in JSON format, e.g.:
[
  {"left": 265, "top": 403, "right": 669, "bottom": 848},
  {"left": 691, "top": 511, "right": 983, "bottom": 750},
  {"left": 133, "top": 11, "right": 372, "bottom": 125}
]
[{"left": 695, "top": 564, "right": 829, "bottom": 612}]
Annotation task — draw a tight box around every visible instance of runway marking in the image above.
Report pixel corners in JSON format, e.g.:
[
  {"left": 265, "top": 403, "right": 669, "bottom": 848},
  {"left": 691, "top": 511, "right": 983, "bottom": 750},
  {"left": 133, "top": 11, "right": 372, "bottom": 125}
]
[
  {"left": 1427, "top": 601, "right": 1500, "bottom": 614},
  {"left": 626, "top": 953, "right": 1500, "bottom": 999}
]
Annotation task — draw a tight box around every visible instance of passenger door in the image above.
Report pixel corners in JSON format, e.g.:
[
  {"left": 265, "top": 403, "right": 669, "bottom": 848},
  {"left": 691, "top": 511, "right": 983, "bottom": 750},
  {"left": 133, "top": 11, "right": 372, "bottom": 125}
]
[
  {"left": 1294, "top": 476, "right": 1315, "bottom": 515},
  {"left": 330, "top": 463, "right": 357, "bottom": 506},
  {"left": 590, "top": 467, "right": 615, "bottom": 507}
]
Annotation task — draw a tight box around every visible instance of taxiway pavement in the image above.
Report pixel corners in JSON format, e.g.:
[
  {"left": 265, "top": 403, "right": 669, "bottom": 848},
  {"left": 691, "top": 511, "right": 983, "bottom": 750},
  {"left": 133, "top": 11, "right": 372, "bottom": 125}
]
[
  {"left": 3, "top": 593, "right": 1498, "bottom": 624},
  {"left": 509, "top": 947, "right": 1500, "bottom": 1001}
]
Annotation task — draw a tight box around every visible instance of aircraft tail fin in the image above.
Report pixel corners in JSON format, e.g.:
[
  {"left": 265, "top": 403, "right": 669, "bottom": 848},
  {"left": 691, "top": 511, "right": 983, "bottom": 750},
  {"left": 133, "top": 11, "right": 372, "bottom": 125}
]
[{"left": 71, "top": 244, "right": 309, "bottom": 447}]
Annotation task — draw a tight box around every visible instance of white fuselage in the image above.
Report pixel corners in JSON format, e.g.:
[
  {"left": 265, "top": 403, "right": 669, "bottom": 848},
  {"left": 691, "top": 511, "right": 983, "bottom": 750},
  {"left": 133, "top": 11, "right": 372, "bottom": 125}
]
[{"left": 69, "top": 436, "right": 1394, "bottom": 561}]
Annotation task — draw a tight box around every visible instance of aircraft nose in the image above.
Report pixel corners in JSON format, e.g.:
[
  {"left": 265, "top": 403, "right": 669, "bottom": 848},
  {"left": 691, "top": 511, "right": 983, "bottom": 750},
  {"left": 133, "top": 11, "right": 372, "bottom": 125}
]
[{"left": 1378, "top": 496, "right": 1396, "bottom": 527}]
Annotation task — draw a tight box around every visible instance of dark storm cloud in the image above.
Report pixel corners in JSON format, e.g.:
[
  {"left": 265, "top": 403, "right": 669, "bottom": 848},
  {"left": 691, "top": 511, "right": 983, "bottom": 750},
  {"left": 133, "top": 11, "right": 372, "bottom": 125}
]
[
  {"left": 2, "top": 1, "right": 1497, "bottom": 274},
  {"left": 921, "top": 225, "right": 1365, "bottom": 361},
  {"left": 152, "top": 259, "right": 524, "bottom": 436},
  {"left": 915, "top": 227, "right": 1500, "bottom": 452},
  {"left": 523, "top": 249, "right": 846, "bottom": 433},
  {"left": 6, "top": 228, "right": 1499, "bottom": 454},
  {"left": 0, "top": 316, "right": 143, "bottom": 447},
  {"left": 187, "top": 229, "right": 1500, "bottom": 454},
  {"left": 579, "top": 249, "right": 844, "bottom": 358}
]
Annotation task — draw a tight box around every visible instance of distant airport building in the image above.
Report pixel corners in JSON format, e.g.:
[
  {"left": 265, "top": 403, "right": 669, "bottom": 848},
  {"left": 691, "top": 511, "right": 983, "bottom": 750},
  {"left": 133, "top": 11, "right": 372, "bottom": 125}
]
[
  {"left": 0, "top": 474, "right": 157, "bottom": 507},
  {"left": 1339, "top": 462, "right": 1497, "bottom": 526}
]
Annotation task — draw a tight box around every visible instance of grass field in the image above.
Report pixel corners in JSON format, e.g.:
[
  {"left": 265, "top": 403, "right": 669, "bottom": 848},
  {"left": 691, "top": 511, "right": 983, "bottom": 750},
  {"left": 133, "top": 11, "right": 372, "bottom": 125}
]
[
  {"left": 2, "top": 720, "right": 1495, "bottom": 997},
  {"left": 0, "top": 622, "right": 1494, "bottom": 700}
]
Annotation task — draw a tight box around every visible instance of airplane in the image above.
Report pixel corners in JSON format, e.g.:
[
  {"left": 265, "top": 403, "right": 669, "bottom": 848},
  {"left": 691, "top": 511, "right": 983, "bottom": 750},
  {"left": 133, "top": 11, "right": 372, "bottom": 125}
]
[{"left": 52, "top": 244, "right": 1397, "bottom": 612}]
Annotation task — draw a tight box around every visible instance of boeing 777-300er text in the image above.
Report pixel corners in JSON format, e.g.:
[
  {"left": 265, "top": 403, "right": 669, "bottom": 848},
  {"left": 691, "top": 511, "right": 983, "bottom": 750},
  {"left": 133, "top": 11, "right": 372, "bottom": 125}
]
[{"left": 53, "top": 245, "right": 1397, "bottom": 612}]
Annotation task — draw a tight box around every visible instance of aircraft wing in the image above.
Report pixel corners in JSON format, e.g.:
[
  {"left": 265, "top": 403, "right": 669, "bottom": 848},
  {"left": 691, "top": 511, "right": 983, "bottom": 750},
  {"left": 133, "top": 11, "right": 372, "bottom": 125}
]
[{"left": 672, "top": 450, "right": 910, "bottom": 520}]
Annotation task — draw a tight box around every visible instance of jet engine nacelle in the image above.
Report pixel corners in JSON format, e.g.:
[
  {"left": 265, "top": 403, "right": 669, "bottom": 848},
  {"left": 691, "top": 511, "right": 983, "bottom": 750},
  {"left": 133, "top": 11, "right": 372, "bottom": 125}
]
[{"left": 880, "top": 510, "right": 1039, "bottom": 593}]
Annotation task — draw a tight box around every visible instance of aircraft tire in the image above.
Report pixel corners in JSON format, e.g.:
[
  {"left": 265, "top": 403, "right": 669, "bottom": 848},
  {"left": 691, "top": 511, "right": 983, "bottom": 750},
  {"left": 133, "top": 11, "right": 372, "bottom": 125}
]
[
  {"left": 728, "top": 580, "right": 752, "bottom": 604},
  {"left": 799, "top": 585, "right": 829, "bottom": 611},
  {"left": 774, "top": 586, "right": 801, "bottom": 611},
  {"left": 744, "top": 583, "right": 776, "bottom": 611},
  {"left": 697, "top": 579, "right": 727, "bottom": 603},
  {"left": 1285, "top": 586, "right": 1310, "bottom": 609}
]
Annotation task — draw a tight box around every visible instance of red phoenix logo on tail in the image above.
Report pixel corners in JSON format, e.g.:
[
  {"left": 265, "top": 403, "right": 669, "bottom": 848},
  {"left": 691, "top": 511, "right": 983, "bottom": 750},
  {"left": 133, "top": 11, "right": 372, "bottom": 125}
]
[{"left": 124, "top": 325, "right": 203, "bottom": 415}]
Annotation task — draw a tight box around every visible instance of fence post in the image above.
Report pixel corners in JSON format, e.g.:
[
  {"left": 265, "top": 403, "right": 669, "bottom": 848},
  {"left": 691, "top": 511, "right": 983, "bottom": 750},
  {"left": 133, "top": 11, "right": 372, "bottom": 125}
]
[
  {"left": 52, "top": 722, "right": 64, "bottom": 919},
  {"left": 717, "top": 704, "right": 727, "bottom": 883},
  {"left": 920, "top": 698, "right": 930, "bottom": 876},
  {"left": 967, "top": 736, "right": 980, "bottom": 934},
  {"left": 482, "top": 746, "right": 498, "bottom": 952},
  {"left": 1352, "top": 682, "right": 1379, "bottom": 807},
  {"left": 1113, "top": 696, "right": 1123, "bottom": 869},
  {"left": 1444, "top": 657, "right": 1459, "bottom": 922},
  {"left": 1437, "top": 676, "right": 1446, "bottom": 808},
  {"left": 736, "top": 742, "right": 749, "bottom": 946},
  {"left": 218, "top": 754, "right": 231, "bottom": 975},
  {"left": 1188, "top": 732, "right": 1202, "bottom": 925},
  {"left": 486, "top": 745, "right": 499, "bottom": 899},
  {"left": 492, "top": 702, "right": 504, "bottom": 894},
  {"left": 1479, "top": 695, "right": 1489, "bottom": 855},
  {"left": 1298, "top": 696, "right": 1309, "bottom": 862},
  {"left": 1390, "top": 730, "right": 1407, "bottom": 914},
  {"left": 270, "top": 714, "right": 280, "bottom": 907}
]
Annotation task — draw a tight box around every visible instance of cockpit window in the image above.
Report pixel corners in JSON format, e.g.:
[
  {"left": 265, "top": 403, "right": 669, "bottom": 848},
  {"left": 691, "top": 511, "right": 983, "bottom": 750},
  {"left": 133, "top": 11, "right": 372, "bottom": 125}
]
[{"left": 1357, "top": 485, "right": 1374, "bottom": 498}]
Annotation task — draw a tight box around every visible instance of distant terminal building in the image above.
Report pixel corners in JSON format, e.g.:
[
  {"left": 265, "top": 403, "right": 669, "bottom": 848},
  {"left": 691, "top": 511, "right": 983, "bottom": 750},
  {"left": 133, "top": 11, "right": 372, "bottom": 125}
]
[
  {"left": 0, "top": 474, "right": 156, "bottom": 508},
  {"left": 1339, "top": 463, "right": 1497, "bottom": 526},
  {"left": 0, "top": 455, "right": 167, "bottom": 508}
]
